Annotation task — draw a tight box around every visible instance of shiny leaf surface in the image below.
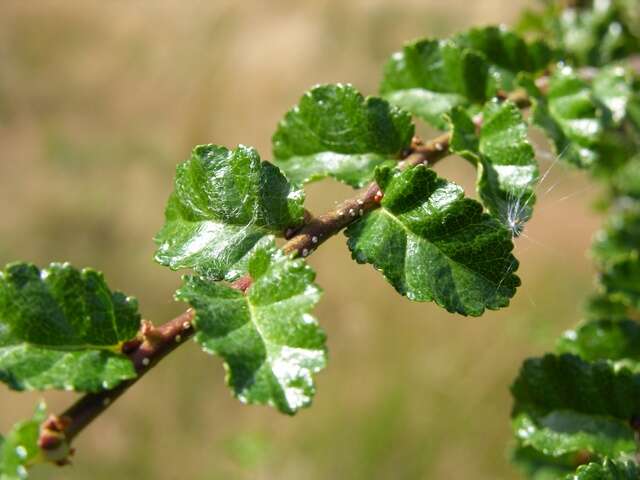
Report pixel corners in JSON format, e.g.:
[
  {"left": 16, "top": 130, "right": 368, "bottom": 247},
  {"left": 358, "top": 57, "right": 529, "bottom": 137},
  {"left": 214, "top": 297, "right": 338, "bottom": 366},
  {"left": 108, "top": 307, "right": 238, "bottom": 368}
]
[
  {"left": 518, "top": 69, "right": 604, "bottom": 169},
  {"left": 0, "top": 403, "right": 46, "bottom": 480},
  {"left": 449, "top": 100, "right": 538, "bottom": 231},
  {"left": 513, "top": 409, "right": 637, "bottom": 459},
  {"left": 272, "top": 84, "right": 414, "bottom": 187},
  {"left": 0, "top": 263, "right": 139, "bottom": 392},
  {"left": 566, "top": 458, "right": 640, "bottom": 480},
  {"left": 154, "top": 144, "right": 305, "bottom": 281},
  {"left": 176, "top": 240, "right": 326, "bottom": 414},
  {"left": 511, "top": 353, "right": 640, "bottom": 421},
  {"left": 345, "top": 165, "right": 520, "bottom": 316},
  {"left": 380, "top": 38, "right": 489, "bottom": 129}
]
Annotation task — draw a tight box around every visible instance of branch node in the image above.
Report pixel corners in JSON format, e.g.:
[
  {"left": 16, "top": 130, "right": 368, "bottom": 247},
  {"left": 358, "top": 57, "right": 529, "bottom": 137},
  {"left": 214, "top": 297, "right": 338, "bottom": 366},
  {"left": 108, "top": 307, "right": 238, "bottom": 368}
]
[{"left": 38, "top": 415, "right": 72, "bottom": 465}]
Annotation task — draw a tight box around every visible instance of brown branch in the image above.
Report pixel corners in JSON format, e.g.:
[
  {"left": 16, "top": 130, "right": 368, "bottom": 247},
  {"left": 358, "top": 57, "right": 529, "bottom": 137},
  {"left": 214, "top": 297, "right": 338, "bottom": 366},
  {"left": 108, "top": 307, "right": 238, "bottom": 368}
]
[
  {"left": 38, "top": 56, "right": 640, "bottom": 464},
  {"left": 38, "top": 310, "right": 196, "bottom": 462}
]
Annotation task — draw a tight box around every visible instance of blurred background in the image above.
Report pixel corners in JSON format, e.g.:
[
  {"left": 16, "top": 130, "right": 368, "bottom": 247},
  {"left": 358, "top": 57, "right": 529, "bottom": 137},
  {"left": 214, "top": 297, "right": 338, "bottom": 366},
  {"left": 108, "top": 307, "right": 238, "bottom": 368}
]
[{"left": 0, "top": 1, "right": 604, "bottom": 479}]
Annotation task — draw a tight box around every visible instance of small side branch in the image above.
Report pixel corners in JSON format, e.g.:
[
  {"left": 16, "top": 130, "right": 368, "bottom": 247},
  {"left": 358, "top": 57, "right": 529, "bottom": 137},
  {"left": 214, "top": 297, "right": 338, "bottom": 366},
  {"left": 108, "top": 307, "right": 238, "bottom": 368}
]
[{"left": 38, "top": 309, "right": 196, "bottom": 460}]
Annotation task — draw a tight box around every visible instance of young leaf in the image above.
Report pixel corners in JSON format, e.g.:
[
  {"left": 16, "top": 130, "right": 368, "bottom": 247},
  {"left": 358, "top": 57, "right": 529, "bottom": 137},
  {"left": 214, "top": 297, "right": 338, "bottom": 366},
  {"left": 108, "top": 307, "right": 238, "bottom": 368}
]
[
  {"left": 0, "top": 262, "right": 140, "bottom": 392},
  {"left": 454, "top": 26, "right": 553, "bottom": 91},
  {"left": 345, "top": 165, "right": 520, "bottom": 316},
  {"left": 0, "top": 402, "right": 47, "bottom": 479},
  {"left": 380, "top": 38, "right": 489, "bottom": 129},
  {"left": 566, "top": 458, "right": 640, "bottom": 480},
  {"left": 176, "top": 239, "right": 326, "bottom": 415},
  {"left": 154, "top": 144, "right": 305, "bottom": 281},
  {"left": 449, "top": 100, "right": 538, "bottom": 231},
  {"left": 513, "top": 409, "right": 637, "bottom": 460},
  {"left": 272, "top": 84, "right": 414, "bottom": 188},
  {"left": 517, "top": 69, "right": 604, "bottom": 169}
]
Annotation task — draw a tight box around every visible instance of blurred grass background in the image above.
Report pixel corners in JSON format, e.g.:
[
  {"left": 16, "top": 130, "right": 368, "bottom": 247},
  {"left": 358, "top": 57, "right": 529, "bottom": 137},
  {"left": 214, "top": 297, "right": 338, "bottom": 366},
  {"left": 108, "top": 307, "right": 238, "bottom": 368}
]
[{"left": 0, "top": 1, "right": 604, "bottom": 479}]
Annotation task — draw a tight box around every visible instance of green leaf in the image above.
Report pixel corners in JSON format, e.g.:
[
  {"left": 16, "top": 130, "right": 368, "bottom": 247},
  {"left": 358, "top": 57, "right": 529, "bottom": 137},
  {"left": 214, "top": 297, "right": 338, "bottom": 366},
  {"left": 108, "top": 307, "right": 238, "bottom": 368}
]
[
  {"left": 176, "top": 239, "right": 326, "bottom": 414},
  {"left": 449, "top": 100, "right": 538, "bottom": 231},
  {"left": 612, "top": 155, "right": 640, "bottom": 199},
  {"left": 558, "top": 320, "right": 640, "bottom": 369},
  {"left": 513, "top": 409, "right": 637, "bottom": 459},
  {"left": 517, "top": 0, "right": 640, "bottom": 67},
  {"left": 517, "top": 69, "right": 604, "bottom": 169},
  {"left": 566, "top": 458, "right": 640, "bottom": 480},
  {"left": 593, "top": 204, "right": 640, "bottom": 267},
  {"left": 593, "top": 203, "right": 640, "bottom": 309},
  {"left": 0, "top": 402, "right": 46, "bottom": 479},
  {"left": 511, "top": 445, "right": 578, "bottom": 480},
  {"left": 380, "top": 38, "right": 489, "bottom": 129},
  {"left": 154, "top": 144, "right": 305, "bottom": 281},
  {"left": 0, "top": 262, "right": 140, "bottom": 392},
  {"left": 345, "top": 165, "right": 520, "bottom": 316},
  {"left": 584, "top": 293, "right": 632, "bottom": 323},
  {"left": 592, "top": 64, "right": 640, "bottom": 126},
  {"left": 511, "top": 353, "right": 640, "bottom": 421},
  {"left": 455, "top": 26, "right": 553, "bottom": 91},
  {"left": 272, "top": 84, "right": 414, "bottom": 188}
]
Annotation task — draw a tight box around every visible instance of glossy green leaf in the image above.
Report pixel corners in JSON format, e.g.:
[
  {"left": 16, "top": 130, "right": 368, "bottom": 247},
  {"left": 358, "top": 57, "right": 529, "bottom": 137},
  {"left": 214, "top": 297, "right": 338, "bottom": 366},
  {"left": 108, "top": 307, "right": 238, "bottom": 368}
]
[
  {"left": 449, "top": 100, "right": 538, "bottom": 231},
  {"left": 176, "top": 240, "right": 326, "bottom": 414},
  {"left": 558, "top": 320, "right": 640, "bottom": 369},
  {"left": 380, "top": 38, "right": 489, "bottom": 129},
  {"left": 455, "top": 26, "right": 553, "bottom": 90},
  {"left": 517, "top": 0, "right": 640, "bottom": 67},
  {"left": 154, "top": 144, "right": 305, "bottom": 281},
  {"left": 0, "top": 403, "right": 46, "bottom": 480},
  {"left": 592, "top": 64, "right": 640, "bottom": 126},
  {"left": 345, "top": 165, "right": 520, "bottom": 316},
  {"left": 593, "top": 204, "right": 640, "bottom": 309},
  {"left": 511, "top": 353, "right": 640, "bottom": 421},
  {"left": 272, "top": 84, "right": 414, "bottom": 188},
  {"left": 513, "top": 409, "right": 637, "bottom": 459},
  {"left": 518, "top": 69, "right": 604, "bottom": 169},
  {"left": 0, "top": 262, "right": 140, "bottom": 392},
  {"left": 511, "top": 445, "right": 577, "bottom": 480},
  {"left": 566, "top": 458, "right": 640, "bottom": 480}
]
